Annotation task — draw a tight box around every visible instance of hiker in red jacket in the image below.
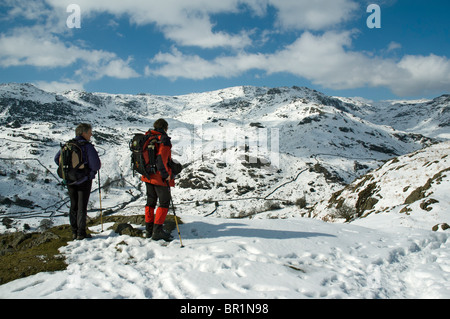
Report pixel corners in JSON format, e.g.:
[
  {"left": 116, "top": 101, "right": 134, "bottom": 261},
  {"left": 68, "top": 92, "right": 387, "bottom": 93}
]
[{"left": 142, "top": 119, "right": 175, "bottom": 241}]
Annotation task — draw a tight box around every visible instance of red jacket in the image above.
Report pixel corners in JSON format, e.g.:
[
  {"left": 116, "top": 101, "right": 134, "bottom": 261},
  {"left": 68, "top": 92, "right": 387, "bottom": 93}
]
[{"left": 141, "top": 129, "right": 175, "bottom": 187}]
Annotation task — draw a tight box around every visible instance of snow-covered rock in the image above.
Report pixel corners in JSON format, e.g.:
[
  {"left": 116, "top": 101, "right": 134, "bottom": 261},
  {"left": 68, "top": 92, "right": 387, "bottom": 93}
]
[{"left": 312, "top": 141, "right": 450, "bottom": 231}]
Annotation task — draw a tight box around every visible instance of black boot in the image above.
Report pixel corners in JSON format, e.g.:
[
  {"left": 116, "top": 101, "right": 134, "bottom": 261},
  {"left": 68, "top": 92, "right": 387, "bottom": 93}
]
[
  {"left": 76, "top": 232, "right": 92, "bottom": 240},
  {"left": 145, "top": 222, "right": 154, "bottom": 238},
  {"left": 152, "top": 224, "right": 173, "bottom": 242}
]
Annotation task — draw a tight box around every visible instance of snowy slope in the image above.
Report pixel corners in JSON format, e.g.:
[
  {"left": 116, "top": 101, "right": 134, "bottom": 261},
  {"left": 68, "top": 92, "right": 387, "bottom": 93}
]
[
  {"left": 312, "top": 141, "right": 450, "bottom": 230},
  {"left": 336, "top": 94, "right": 450, "bottom": 140},
  {"left": 0, "top": 83, "right": 438, "bottom": 225},
  {"left": 0, "top": 215, "right": 449, "bottom": 299},
  {"left": 0, "top": 83, "right": 449, "bottom": 299}
]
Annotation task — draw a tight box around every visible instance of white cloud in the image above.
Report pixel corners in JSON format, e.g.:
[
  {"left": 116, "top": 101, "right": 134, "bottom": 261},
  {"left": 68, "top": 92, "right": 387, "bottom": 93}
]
[
  {"left": 34, "top": 80, "right": 85, "bottom": 93},
  {"left": 2, "top": 0, "right": 53, "bottom": 21},
  {"left": 2, "top": 0, "right": 449, "bottom": 97},
  {"left": 161, "top": 19, "right": 252, "bottom": 49},
  {"left": 44, "top": 0, "right": 252, "bottom": 49},
  {"left": 43, "top": 0, "right": 360, "bottom": 49},
  {"left": 268, "top": 0, "right": 359, "bottom": 30},
  {"left": 100, "top": 58, "right": 140, "bottom": 79},
  {"left": 146, "top": 31, "right": 450, "bottom": 97},
  {"left": 0, "top": 31, "right": 83, "bottom": 68},
  {"left": 264, "top": 31, "right": 365, "bottom": 88},
  {"left": 0, "top": 28, "right": 139, "bottom": 82},
  {"left": 387, "top": 41, "right": 402, "bottom": 52},
  {"left": 146, "top": 47, "right": 265, "bottom": 80},
  {"left": 394, "top": 54, "right": 450, "bottom": 96},
  {"left": 147, "top": 31, "right": 365, "bottom": 82},
  {"left": 146, "top": 49, "right": 225, "bottom": 80}
]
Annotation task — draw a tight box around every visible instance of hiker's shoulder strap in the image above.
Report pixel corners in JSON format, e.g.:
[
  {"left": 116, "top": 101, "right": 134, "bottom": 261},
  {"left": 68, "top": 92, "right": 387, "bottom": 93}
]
[
  {"left": 66, "top": 138, "right": 88, "bottom": 146},
  {"left": 146, "top": 130, "right": 162, "bottom": 137},
  {"left": 145, "top": 131, "right": 163, "bottom": 144}
]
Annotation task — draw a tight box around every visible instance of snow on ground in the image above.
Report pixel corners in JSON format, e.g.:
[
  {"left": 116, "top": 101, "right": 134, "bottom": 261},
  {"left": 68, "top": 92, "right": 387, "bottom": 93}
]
[
  {"left": 0, "top": 213, "right": 449, "bottom": 299},
  {"left": 0, "top": 84, "right": 448, "bottom": 300}
]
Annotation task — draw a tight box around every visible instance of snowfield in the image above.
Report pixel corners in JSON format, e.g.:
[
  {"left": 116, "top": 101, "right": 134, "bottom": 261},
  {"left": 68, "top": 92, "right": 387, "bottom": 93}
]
[
  {"left": 0, "top": 214, "right": 449, "bottom": 299},
  {"left": 0, "top": 83, "right": 449, "bottom": 299}
]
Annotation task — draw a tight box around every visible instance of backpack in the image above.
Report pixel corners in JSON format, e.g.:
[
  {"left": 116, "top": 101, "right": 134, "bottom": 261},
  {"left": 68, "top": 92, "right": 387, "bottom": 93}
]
[
  {"left": 57, "top": 139, "right": 90, "bottom": 184},
  {"left": 129, "top": 132, "right": 161, "bottom": 179}
]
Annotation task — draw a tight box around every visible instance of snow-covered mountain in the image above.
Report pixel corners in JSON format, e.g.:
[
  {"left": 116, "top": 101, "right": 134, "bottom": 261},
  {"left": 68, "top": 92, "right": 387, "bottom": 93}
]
[
  {"left": 0, "top": 82, "right": 447, "bottom": 229},
  {"left": 1, "top": 82, "right": 449, "bottom": 299},
  {"left": 338, "top": 95, "right": 450, "bottom": 140},
  {"left": 312, "top": 140, "right": 450, "bottom": 231}
]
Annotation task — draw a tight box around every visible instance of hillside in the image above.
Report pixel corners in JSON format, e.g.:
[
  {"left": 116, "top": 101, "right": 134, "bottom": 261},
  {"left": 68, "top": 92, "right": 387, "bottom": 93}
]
[
  {"left": 311, "top": 141, "right": 450, "bottom": 231},
  {"left": 1, "top": 83, "right": 443, "bottom": 230},
  {"left": 343, "top": 95, "right": 450, "bottom": 140},
  {"left": 0, "top": 83, "right": 449, "bottom": 299}
]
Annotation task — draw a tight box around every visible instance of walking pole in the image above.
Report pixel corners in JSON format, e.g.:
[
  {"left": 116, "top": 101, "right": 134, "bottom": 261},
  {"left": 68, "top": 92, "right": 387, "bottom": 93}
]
[
  {"left": 167, "top": 180, "right": 184, "bottom": 248},
  {"left": 98, "top": 170, "right": 103, "bottom": 232}
]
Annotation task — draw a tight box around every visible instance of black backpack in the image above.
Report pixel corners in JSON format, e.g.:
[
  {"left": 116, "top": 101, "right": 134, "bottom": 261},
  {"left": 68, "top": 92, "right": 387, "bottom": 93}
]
[
  {"left": 130, "top": 133, "right": 161, "bottom": 179},
  {"left": 57, "top": 139, "right": 90, "bottom": 184}
]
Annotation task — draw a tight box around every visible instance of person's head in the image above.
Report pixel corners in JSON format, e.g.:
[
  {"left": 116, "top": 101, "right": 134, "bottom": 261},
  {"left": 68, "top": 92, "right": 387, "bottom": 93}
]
[
  {"left": 75, "top": 123, "right": 93, "bottom": 141},
  {"left": 153, "top": 118, "right": 168, "bottom": 132}
]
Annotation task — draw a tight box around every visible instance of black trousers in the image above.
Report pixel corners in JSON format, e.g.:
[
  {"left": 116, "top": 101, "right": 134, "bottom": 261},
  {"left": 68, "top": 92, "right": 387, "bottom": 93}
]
[
  {"left": 67, "top": 180, "right": 92, "bottom": 235},
  {"left": 146, "top": 182, "right": 171, "bottom": 209}
]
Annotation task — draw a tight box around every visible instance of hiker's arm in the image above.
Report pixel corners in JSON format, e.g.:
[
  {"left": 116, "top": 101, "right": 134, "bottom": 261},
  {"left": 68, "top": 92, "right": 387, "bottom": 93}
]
[
  {"left": 156, "top": 135, "right": 172, "bottom": 179},
  {"left": 86, "top": 144, "right": 101, "bottom": 178},
  {"left": 156, "top": 144, "right": 171, "bottom": 179},
  {"left": 54, "top": 150, "right": 61, "bottom": 165}
]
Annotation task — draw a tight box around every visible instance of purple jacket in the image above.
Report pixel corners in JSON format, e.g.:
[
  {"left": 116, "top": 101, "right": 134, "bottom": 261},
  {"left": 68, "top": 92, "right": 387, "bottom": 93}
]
[{"left": 54, "top": 136, "right": 101, "bottom": 184}]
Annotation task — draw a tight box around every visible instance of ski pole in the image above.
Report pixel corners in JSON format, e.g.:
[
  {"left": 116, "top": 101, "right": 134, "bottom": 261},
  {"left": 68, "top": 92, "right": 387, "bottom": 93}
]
[
  {"left": 98, "top": 170, "right": 103, "bottom": 232},
  {"left": 167, "top": 180, "right": 184, "bottom": 248}
]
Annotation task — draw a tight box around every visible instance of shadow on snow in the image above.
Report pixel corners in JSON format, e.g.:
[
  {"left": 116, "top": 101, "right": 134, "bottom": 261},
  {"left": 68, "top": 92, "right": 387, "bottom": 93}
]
[{"left": 183, "top": 221, "right": 336, "bottom": 240}]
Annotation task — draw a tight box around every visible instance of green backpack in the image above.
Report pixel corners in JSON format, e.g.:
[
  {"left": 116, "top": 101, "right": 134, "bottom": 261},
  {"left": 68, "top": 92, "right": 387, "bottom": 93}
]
[{"left": 57, "top": 139, "right": 90, "bottom": 184}]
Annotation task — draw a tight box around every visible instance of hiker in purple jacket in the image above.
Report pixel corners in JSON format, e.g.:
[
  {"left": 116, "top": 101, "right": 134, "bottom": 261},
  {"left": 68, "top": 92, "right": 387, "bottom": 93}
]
[{"left": 54, "top": 123, "right": 101, "bottom": 240}]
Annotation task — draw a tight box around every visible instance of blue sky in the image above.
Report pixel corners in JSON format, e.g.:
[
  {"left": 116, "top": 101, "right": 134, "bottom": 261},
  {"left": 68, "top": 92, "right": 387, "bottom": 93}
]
[{"left": 0, "top": 0, "right": 449, "bottom": 100}]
